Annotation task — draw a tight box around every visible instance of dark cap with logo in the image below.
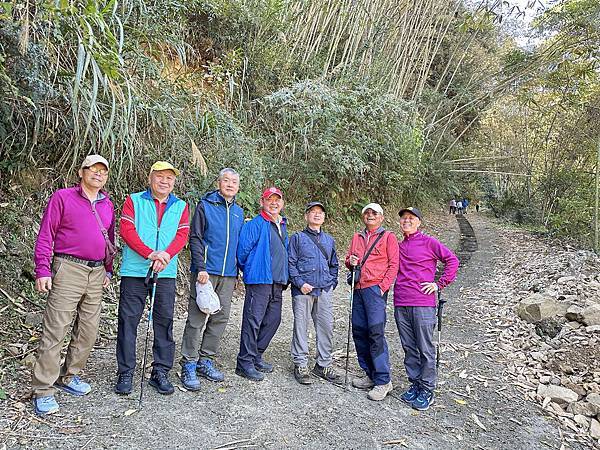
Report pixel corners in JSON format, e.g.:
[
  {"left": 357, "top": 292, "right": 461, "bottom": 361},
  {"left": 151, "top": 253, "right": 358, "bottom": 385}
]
[
  {"left": 305, "top": 201, "right": 326, "bottom": 213},
  {"left": 398, "top": 207, "right": 423, "bottom": 221}
]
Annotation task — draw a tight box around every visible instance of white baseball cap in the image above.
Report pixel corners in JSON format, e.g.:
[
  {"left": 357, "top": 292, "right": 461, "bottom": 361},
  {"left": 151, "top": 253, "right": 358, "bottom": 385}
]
[
  {"left": 361, "top": 202, "right": 384, "bottom": 215},
  {"left": 81, "top": 154, "right": 109, "bottom": 170}
]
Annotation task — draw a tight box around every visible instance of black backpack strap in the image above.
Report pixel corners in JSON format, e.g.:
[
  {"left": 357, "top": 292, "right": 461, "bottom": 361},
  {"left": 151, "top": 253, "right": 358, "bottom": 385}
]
[
  {"left": 360, "top": 231, "right": 386, "bottom": 266},
  {"left": 301, "top": 230, "right": 331, "bottom": 264}
]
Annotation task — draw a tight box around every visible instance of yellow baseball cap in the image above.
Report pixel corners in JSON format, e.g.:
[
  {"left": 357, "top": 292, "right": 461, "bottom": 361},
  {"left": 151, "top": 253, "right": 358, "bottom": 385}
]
[{"left": 150, "top": 161, "right": 180, "bottom": 176}]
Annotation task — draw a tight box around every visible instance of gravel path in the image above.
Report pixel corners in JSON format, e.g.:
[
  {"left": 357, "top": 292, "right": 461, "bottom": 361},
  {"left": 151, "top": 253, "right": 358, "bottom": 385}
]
[{"left": 1, "top": 213, "right": 568, "bottom": 449}]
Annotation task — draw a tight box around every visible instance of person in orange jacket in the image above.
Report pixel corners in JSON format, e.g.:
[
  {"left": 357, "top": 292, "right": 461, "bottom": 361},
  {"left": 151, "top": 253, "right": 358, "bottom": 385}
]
[{"left": 345, "top": 202, "right": 399, "bottom": 401}]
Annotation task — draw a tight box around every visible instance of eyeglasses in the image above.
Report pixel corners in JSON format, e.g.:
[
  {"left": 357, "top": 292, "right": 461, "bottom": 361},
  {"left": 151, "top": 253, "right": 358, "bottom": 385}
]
[{"left": 85, "top": 167, "right": 109, "bottom": 176}]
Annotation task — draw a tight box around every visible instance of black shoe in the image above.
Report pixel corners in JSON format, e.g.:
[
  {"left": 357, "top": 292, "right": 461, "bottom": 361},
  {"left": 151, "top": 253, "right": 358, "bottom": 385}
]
[
  {"left": 148, "top": 371, "right": 175, "bottom": 395},
  {"left": 312, "top": 364, "right": 341, "bottom": 383},
  {"left": 294, "top": 365, "right": 313, "bottom": 385},
  {"left": 114, "top": 372, "right": 133, "bottom": 395},
  {"left": 254, "top": 359, "right": 274, "bottom": 373},
  {"left": 235, "top": 366, "right": 265, "bottom": 381}
]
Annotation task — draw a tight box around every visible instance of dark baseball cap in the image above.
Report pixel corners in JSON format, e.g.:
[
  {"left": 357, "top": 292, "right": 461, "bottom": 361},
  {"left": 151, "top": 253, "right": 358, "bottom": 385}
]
[
  {"left": 398, "top": 207, "right": 423, "bottom": 221},
  {"left": 305, "top": 201, "right": 326, "bottom": 213}
]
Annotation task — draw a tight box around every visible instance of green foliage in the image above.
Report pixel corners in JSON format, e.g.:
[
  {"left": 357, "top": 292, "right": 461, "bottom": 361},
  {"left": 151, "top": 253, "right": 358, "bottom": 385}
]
[{"left": 254, "top": 80, "right": 423, "bottom": 209}]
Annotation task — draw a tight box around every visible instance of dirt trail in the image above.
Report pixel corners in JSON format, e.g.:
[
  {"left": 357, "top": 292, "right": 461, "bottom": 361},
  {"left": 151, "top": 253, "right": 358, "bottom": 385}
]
[{"left": 2, "top": 213, "right": 570, "bottom": 449}]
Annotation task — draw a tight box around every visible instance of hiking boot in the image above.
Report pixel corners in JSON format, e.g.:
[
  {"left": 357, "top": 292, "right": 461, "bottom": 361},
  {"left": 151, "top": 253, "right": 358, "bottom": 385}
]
[
  {"left": 180, "top": 362, "right": 201, "bottom": 391},
  {"left": 411, "top": 388, "right": 435, "bottom": 411},
  {"left": 235, "top": 366, "right": 265, "bottom": 381},
  {"left": 114, "top": 372, "right": 134, "bottom": 395},
  {"left": 254, "top": 359, "right": 274, "bottom": 373},
  {"left": 197, "top": 358, "right": 224, "bottom": 382},
  {"left": 55, "top": 376, "right": 91, "bottom": 396},
  {"left": 294, "top": 365, "right": 313, "bottom": 385},
  {"left": 367, "top": 381, "right": 393, "bottom": 401},
  {"left": 352, "top": 375, "right": 374, "bottom": 390},
  {"left": 33, "top": 395, "right": 59, "bottom": 416},
  {"left": 400, "top": 383, "right": 420, "bottom": 403},
  {"left": 312, "top": 364, "right": 341, "bottom": 383},
  {"left": 149, "top": 371, "right": 175, "bottom": 395}
]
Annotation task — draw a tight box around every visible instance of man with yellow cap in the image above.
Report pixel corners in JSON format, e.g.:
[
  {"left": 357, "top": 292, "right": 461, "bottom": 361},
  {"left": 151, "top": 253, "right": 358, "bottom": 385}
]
[{"left": 114, "top": 161, "right": 189, "bottom": 396}]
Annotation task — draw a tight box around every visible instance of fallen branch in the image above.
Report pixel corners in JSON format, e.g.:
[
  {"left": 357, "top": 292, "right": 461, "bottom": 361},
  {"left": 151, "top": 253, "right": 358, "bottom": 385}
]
[{"left": 213, "top": 439, "right": 252, "bottom": 449}]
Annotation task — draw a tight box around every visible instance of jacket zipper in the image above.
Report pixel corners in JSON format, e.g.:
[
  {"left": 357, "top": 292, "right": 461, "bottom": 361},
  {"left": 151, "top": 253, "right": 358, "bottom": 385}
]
[{"left": 221, "top": 201, "right": 230, "bottom": 276}]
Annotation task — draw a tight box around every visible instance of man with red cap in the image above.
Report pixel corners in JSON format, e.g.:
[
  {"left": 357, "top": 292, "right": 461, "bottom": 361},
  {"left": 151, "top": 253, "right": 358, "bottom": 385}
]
[{"left": 235, "top": 187, "right": 289, "bottom": 381}]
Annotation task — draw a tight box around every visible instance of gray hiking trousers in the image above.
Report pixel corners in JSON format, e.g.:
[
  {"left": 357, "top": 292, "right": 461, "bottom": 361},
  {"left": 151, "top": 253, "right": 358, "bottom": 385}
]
[
  {"left": 291, "top": 288, "right": 334, "bottom": 368},
  {"left": 394, "top": 306, "right": 437, "bottom": 391},
  {"left": 180, "top": 274, "right": 236, "bottom": 363}
]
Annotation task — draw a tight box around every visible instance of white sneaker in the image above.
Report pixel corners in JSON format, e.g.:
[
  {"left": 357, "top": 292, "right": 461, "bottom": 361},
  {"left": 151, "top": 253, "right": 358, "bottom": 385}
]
[{"left": 367, "top": 381, "right": 393, "bottom": 401}]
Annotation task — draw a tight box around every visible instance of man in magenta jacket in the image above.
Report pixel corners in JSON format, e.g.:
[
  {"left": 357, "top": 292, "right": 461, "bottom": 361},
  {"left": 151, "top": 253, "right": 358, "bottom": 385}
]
[
  {"left": 32, "top": 155, "right": 115, "bottom": 415},
  {"left": 394, "top": 207, "right": 459, "bottom": 411}
]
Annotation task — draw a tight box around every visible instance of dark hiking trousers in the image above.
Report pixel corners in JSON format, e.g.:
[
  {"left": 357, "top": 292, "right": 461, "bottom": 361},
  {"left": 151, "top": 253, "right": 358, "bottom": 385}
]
[
  {"left": 236, "top": 283, "right": 283, "bottom": 371},
  {"left": 116, "top": 276, "right": 176, "bottom": 374},
  {"left": 352, "top": 286, "right": 391, "bottom": 385},
  {"left": 394, "top": 306, "right": 437, "bottom": 391}
]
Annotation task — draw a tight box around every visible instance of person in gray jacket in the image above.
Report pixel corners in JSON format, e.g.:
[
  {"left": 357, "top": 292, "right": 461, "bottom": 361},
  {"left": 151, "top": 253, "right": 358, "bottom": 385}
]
[
  {"left": 288, "top": 201, "right": 340, "bottom": 385},
  {"left": 179, "top": 168, "right": 244, "bottom": 390}
]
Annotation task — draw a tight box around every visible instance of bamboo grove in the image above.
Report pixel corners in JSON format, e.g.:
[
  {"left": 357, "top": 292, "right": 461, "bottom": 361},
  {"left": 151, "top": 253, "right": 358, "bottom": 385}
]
[{"left": 0, "top": 0, "right": 599, "bottom": 245}]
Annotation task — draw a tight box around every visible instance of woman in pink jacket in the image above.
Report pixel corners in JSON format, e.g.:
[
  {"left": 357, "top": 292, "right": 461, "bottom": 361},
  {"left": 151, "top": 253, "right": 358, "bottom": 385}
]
[{"left": 394, "top": 207, "right": 459, "bottom": 411}]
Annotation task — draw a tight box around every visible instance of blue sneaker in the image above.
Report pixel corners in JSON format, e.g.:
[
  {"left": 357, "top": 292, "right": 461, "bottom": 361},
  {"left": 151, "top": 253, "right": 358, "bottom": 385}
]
[
  {"left": 180, "top": 362, "right": 201, "bottom": 391},
  {"left": 254, "top": 359, "right": 273, "bottom": 373},
  {"left": 400, "top": 383, "right": 420, "bottom": 403},
  {"left": 33, "top": 395, "right": 59, "bottom": 415},
  {"left": 197, "top": 358, "right": 225, "bottom": 382},
  {"left": 411, "top": 388, "right": 435, "bottom": 411},
  {"left": 55, "top": 376, "right": 91, "bottom": 396}
]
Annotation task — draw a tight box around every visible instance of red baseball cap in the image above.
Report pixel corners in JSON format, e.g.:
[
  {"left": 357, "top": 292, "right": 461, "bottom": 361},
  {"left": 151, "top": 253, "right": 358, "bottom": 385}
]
[{"left": 262, "top": 187, "right": 283, "bottom": 200}]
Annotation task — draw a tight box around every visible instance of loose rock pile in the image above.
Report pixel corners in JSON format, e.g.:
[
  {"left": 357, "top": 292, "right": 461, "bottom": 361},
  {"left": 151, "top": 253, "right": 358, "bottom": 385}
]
[{"left": 462, "top": 228, "right": 600, "bottom": 448}]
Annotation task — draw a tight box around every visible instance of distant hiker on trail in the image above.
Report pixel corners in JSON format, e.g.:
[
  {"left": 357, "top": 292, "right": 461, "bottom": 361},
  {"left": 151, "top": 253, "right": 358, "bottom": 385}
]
[
  {"left": 31, "top": 155, "right": 115, "bottom": 416},
  {"left": 114, "top": 161, "right": 189, "bottom": 396},
  {"left": 179, "top": 168, "right": 244, "bottom": 390},
  {"left": 235, "top": 187, "right": 289, "bottom": 381},
  {"left": 456, "top": 200, "right": 463, "bottom": 214},
  {"left": 462, "top": 198, "right": 469, "bottom": 214},
  {"left": 288, "top": 201, "right": 340, "bottom": 385},
  {"left": 448, "top": 199, "right": 456, "bottom": 215},
  {"left": 475, "top": 200, "right": 480, "bottom": 213},
  {"left": 346, "top": 203, "right": 399, "bottom": 401},
  {"left": 394, "top": 207, "right": 459, "bottom": 411}
]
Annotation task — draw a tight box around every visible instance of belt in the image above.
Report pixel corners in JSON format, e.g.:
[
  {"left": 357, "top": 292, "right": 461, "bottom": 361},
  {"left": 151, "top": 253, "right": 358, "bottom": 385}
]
[{"left": 54, "top": 253, "right": 104, "bottom": 268}]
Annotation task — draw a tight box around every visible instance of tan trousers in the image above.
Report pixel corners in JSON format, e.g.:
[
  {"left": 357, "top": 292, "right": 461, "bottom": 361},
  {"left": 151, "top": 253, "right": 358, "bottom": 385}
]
[{"left": 31, "top": 257, "right": 105, "bottom": 398}]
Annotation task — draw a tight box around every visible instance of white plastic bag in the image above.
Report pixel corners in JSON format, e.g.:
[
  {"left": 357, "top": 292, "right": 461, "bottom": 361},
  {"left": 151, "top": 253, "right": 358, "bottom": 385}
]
[{"left": 195, "top": 280, "right": 221, "bottom": 315}]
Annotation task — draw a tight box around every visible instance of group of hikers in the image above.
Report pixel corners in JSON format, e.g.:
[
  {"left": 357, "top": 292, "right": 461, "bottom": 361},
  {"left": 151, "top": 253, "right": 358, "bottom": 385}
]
[
  {"left": 448, "top": 198, "right": 479, "bottom": 215},
  {"left": 30, "top": 154, "right": 459, "bottom": 417}
]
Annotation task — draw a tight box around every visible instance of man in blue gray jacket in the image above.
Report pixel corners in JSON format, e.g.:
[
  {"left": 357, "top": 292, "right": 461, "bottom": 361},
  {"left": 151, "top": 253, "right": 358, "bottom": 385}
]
[
  {"left": 235, "top": 187, "right": 289, "bottom": 381},
  {"left": 179, "top": 168, "right": 244, "bottom": 390},
  {"left": 288, "top": 201, "right": 339, "bottom": 385}
]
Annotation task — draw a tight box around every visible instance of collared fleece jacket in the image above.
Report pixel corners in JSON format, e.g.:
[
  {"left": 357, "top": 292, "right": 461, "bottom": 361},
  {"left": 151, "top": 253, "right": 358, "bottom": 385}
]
[
  {"left": 34, "top": 185, "right": 115, "bottom": 278},
  {"left": 344, "top": 227, "right": 399, "bottom": 293},
  {"left": 393, "top": 231, "right": 459, "bottom": 307}
]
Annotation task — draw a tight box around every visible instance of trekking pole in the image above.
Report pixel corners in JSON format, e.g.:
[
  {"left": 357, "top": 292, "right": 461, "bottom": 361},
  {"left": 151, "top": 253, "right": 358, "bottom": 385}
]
[
  {"left": 344, "top": 267, "right": 356, "bottom": 389},
  {"left": 139, "top": 269, "right": 159, "bottom": 409},
  {"left": 436, "top": 291, "right": 447, "bottom": 370}
]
